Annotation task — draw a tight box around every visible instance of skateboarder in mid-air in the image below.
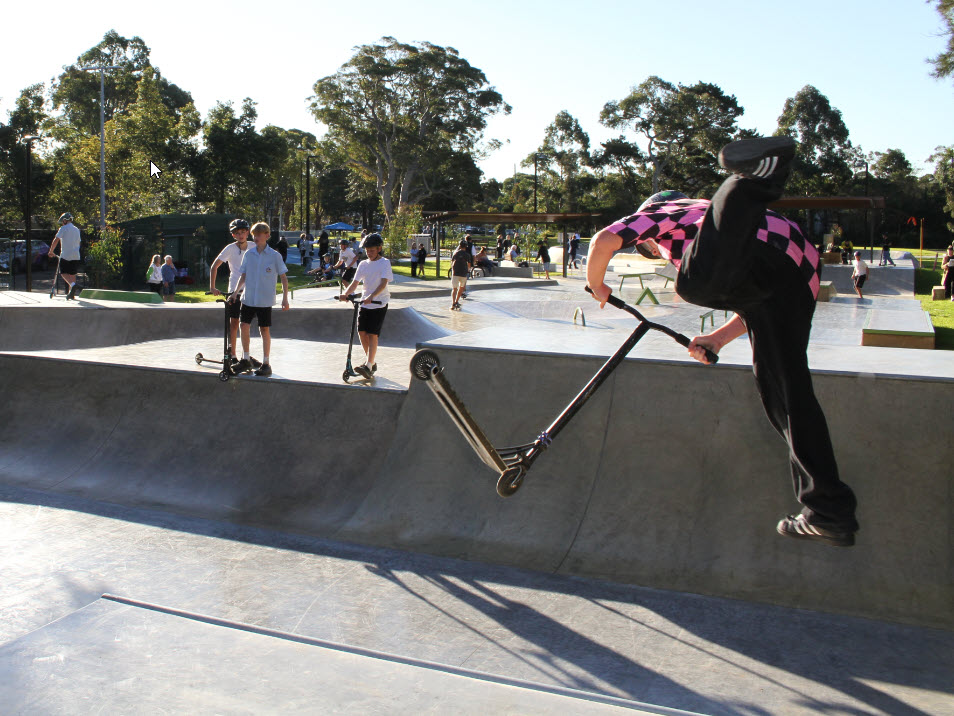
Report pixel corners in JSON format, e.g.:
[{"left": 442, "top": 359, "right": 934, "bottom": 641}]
[{"left": 587, "top": 137, "right": 859, "bottom": 547}]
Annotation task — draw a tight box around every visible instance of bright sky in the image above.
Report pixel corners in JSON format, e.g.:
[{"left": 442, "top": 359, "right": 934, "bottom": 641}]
[{"left": 4, "top": 0, "right": 953, "bottom": 182}]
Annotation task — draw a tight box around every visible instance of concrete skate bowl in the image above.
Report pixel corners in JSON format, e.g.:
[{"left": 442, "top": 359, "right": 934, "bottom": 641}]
[
  {"left": 1, "top": 334, "right": 951, "bottom": 629},
  {"left": 0, "top": 304, "right": 450, "bottom": 351}
]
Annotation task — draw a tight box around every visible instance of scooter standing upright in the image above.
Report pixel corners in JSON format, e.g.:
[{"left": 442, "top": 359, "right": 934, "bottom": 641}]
[
  {"left": 195, "top": 291, "right": 235, "bottom": 382},
  {"left": 49, "top": 251, "right": 67, "bottom": 299},
  {"left": 340, "top": 293, "right": 380, "bottom": 382}
]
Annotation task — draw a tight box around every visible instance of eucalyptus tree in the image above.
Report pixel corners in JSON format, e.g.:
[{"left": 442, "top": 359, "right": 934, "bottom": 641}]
[{"left": 310, "top": 37, "right": 510, "bottom": 219}]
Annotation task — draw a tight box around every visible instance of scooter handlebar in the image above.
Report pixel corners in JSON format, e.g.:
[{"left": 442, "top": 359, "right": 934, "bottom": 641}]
[
  {"left": 584, "top": 286, "right": 719, "bottom": 365},
  {"left": 341, "top": 294, "right": 381, "bottom": 305}
]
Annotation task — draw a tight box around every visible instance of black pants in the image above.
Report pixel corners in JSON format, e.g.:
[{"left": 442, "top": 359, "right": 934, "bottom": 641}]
[{"left": 675, "top": 175, "right": 858, "bottom": 530}]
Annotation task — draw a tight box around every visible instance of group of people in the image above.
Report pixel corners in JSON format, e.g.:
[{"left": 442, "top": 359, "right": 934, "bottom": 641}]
[
  {"left": 146, "top": 254, "right": 179, "bottom": 301},
  {"left": 205, "top": 219, "right": 391, "bottom": 380},
  {"left": 408, "top": 242, "right": 429, "bottom": 277}
]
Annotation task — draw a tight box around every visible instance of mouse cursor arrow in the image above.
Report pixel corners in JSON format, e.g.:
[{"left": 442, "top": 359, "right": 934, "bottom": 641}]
[{"left": 149, "top": 161, "right": 162, "bottom": 179}]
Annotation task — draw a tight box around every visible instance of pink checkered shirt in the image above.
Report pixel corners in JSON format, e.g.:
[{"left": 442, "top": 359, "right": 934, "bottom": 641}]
[{"left": 606, "top": 199, "right": 821, "bottom": 299}]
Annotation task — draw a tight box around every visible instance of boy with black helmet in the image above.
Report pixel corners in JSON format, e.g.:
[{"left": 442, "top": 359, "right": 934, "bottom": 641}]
[
  {"left": 209, "top": 219, "right": 254, "bottom": 370},
  {"left": 587, "top": 137, "right": 859, "bottom": 547},
  {"left": 48, "top": 212, "right": 82, "bottom": 299},
  {"left": 337, "top": 233, "right": 392, "bottom": 379}
]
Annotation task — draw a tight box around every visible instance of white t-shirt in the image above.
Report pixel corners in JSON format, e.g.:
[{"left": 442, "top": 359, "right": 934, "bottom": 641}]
[
  {"left": 852, "top": 258, "right": 869, "bottom": 277},
  {"left": 354, "top": 257, "right": 393, "bottom": 306},
  {"left": 214, "top": 242, "right": 249, "bottom": 292},
  {"left": 339, "top": 247, "right": 357, "bottom": 268},
  {"left": 55, "top": 222, "right": 81, "bottom": 261}
]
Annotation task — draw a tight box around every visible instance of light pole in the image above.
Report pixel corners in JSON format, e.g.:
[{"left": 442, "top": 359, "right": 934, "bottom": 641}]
[
  {"left": 81, "top": 65, "right": 120, "bottom": 229},
  {"left": 20, "top": 135, "right": 41, "bottom": 291},
  {"left": 854, "top": 158, "right": 871, "bottom": 260},
  {"left": 533, "top": 153, "right": 546, "bottom": 212},
  {"left": 305, "top": 155, "right": 317, "bottom": 236}
]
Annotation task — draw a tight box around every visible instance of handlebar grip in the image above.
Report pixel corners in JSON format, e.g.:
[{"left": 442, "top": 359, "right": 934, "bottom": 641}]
[{"left": 584, "top": 284, "right": 625, "bottom": 309}]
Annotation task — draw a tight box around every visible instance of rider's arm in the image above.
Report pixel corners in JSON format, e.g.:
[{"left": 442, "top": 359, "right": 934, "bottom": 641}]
[
  {"left": 688, "top": 314, "right": 747, "bottom": 364},
  {"left": 209, "top": 259, "right": 223, "bottom": 293},
  {"left": 585, "top": 229, "right": 623, "bottom": 307}
]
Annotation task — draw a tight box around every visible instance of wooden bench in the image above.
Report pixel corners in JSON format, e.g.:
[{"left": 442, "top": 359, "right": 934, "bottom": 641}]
[{"left": 932, "top": 286, "right": 947, "bottom": 301}]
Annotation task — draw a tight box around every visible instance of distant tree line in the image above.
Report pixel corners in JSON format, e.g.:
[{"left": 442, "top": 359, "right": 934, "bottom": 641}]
[{"left": 2, "top": 26, "right": 954, "bottom": 248}]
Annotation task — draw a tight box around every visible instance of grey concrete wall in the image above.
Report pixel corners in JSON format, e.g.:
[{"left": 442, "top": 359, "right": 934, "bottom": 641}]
[{"left": 1, "top": 346, "right": 951, "bottom": 629}]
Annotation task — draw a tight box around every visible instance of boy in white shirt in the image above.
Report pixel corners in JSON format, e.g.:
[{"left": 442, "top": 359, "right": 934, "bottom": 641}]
[
  {"left": 209, "top": 218, "right": 253, "bottom": 369},
  {"left": 851, "top": 251, "right": 869, "bottom": 299},
  {"left": 337, "top": 233, "right": 393, "bottom": 379},
  {"left": 334, "top": 239, "right": 359, "bottom": 283}
]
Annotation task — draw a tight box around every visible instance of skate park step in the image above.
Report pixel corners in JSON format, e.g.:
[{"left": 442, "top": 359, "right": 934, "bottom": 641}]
[
  {"left": 861, "top": 309, "right": 935, "bottom": 349},
  {"left": 0, "top": 594, "right": 691, "bottom": 715},
  {"left": 77, "top": 288, "right": 164, "bottom": 304},
  {"left": 933, "top": 285, "right": 947, "bottom": 300}
]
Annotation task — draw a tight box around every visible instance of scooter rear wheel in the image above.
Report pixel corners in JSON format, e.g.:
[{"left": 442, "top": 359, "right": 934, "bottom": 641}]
[
  {"left": 218, "top": 370, "right": 230, "bottom": 382},
  {"left": 496, "top": 465, "right": 526, "bottom": 497},
  {"left": 342, "top": 370, "right": 351, "bottom": 383},
  {"left": 195, "top": 353, "right": 204, "bottom": 365}
]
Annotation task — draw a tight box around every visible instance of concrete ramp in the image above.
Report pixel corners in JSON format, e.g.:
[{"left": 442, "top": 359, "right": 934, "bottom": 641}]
[{"left": 1, "top": 318, "right": 952, "bottom": 630}]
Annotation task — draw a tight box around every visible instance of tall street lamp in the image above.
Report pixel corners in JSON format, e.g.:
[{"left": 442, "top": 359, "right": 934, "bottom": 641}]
[
  {"left": 20, "top": 134, "right": 41, "bottom": 292},
  {"left": 854, "top": 159, "right": 871, "bottom": 260},
  {"left": 533, "top": 153, "right": 546, "bottom": 213},
  {"left": 81, "top": 65, "right": 120, "bottom": 229},
  {"left": 305, "top": 155, "right": 318, "bottom": 236}
]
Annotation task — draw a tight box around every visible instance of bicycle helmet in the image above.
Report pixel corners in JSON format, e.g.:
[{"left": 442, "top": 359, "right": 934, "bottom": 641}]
[
  {"left": 58, "top": 212, "right": 73, "bottom": 224},
  {"left": 361, "top": 232, "right": 384, "bottom": 249},
  {"left": 229, "top": 218, "right": 250, "bottom": 232}
]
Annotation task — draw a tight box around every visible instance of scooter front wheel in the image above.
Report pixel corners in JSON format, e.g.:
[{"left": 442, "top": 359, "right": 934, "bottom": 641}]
[
  {"left": 342, "top": 370, "right": 351, "bottom": 383},
  {"left": 410, "top": 349, "right": 441, "bottom": 381},
  {"left": 195, "top": 353, "right": 204, "bottom": 365},
  {"left": 218, "top": 370, "right": 230, "bottom": 382}
]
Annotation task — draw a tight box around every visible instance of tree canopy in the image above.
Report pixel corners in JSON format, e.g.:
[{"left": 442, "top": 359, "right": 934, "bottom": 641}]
[{"left": 310, "top": 37, "right": 510, "bottom": 219}]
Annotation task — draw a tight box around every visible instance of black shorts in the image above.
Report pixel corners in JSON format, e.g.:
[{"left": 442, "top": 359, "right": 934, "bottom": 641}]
[
  {"left": 853, "top": 274, "right": 867, "bottom": 289},
  {"left": 357, "top": 304, "right": 388, "bottom": 335},
  {"left": 226, "top": 298, "right": 241, "bottom": 319},
  {"left": 60, "top": 259, "right": 81, "bottom": 274},
  {"left": 240, "top": 304, "right": 273, "bottom": 327},
  {"left": 342, "top": 267, "right": 357, "bottom": 283}
]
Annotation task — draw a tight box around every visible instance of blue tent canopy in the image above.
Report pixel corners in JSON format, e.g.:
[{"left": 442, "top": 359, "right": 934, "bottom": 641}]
[{"left": 323, "top": 222, "right": 355, "bottom": 231}]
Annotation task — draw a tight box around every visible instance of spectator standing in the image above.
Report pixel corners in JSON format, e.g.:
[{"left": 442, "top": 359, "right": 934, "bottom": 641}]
[
  {"left": 318, "top": 231, "right": 330, "bottom": 263},
  {"left": 229, "top": 222, "right": 289, "bottom": 378},
  {"left": 274, "top": 232, "right": 288, "bottom": 262},
  {"left": 879, "top": 234, "right": 895, "bottom": 266},
  {"left": 48, "top": 212, "right": 82, "bottom": 300},
  {"left": 160, "top": 255, "right": 177, "bottom": 302},
  {"left": 942, "top": 246, "right": 954, "bottom": 300},
  {"left": 298, "top": 233, "right": 307, "bottom": 264},
  {"left": 409, "top": 242, "right": 419, "bottom": 278},
  {"left": 536, "top": 239, "right": 552, "bottom": 279},
  {"left": 569, "top": 233, "right": 581, "bottom": 268},
  {"left": 146, "top": 254, "right": 163, "bottom": 294},
  {"left": 417, "top": 242, "right": 428, "bottom": 277},
  {"left": 496, "top": 235, "right": 504, "bottom": 260},
  {"left": 450, "top": 240, "right": 472, "bottom": 310},
  {"left": 210, "top": 218, "right": 252, "bottom": 367}
]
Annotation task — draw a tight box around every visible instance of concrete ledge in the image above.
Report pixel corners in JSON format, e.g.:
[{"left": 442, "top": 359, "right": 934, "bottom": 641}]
[
  {"left": 932, "top": 286, "right": 947, "bottom": 301},
  {"left": 78, "top": 289, "right": 164, "bottom": 304},
  {"left": 817, "top": 281, "right": 836, "bottom": 302},
  {"left": 862, "top": 310, "right": 935, "bottom": 349}
]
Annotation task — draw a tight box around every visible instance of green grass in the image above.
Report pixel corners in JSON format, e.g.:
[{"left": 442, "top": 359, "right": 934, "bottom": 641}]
[
  {"left": 914, "top": 267, "right": 954, "bottom": 350},
  {"left": 175, "top": 265, "right": 318, "bottom": 303}
]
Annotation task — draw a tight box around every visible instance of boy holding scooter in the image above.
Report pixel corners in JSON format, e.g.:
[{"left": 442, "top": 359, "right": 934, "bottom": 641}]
[
  {"left": 230, "top": 222, "right": 289, "bottom": 378},
  {"left": 587, "top": 137, "right": 859, "bottom": 547},
  {"left": 337, "top": 233, "right": 392, "bottom": 379}
]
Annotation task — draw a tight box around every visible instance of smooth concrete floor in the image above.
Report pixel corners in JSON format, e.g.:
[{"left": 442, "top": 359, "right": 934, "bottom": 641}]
[{"left": 2, "top": 485, "right": 951, "bottom": 716}]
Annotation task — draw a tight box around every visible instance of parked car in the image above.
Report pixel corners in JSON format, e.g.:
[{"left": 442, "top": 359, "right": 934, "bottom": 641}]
[{"left": 4, "top": 240, "right": 52, "bottom": 272}]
